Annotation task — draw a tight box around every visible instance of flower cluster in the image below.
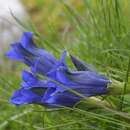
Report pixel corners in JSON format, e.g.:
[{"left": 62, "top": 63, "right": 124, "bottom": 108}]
[{"left": 6, "top": 32, "right": 111, "bottom": 107}]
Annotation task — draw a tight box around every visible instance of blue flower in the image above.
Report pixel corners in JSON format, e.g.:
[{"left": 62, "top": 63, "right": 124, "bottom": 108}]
[
  {"left": 45, "top": 54, "right": 111, "bottom": 94},
  {"left": 11, "top": 68, "right": 110, "bottom": 107},
  {"left": 10, "top": 88, "right": 43, "bottom": 105},
  {"left": 11, "top": 70, "right": 80, "bottom": 107},
  {"left": 21, "top": 70, "right": 48, "bottom": 88},
  {"left": 6, "top": 32, "right": 57, "bottom": 75},
  {"left": 10, "top": 87, "right": 81, "bottom": 107},
  {"left": 70, "top": 55, "right": 94, "bottom": 71},
  {"left": 32, "top": 50, "right": 68, "bottom": 76},
  {"left": 10, "top": 57, "right": 111, "bottom": 108},
  {"left": 7, "top": 32, "right": 111, "bottom": 108}
]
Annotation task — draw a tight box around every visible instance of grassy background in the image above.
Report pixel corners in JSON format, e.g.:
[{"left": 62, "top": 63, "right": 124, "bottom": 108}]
[{"left": 1, "top": 0, "right": 130, "bottom": 129}]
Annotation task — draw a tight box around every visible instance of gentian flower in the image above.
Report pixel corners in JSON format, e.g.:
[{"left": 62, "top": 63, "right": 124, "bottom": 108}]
[
  {"left": 43, "top": 55, "right": 111, "bottom": 107},
  {"left": 70, "top": 55, "right": 94, "bottom": 71},
  {"left": 10, "top": 54, "right": 110, "bottom": 107},
  {"left": 7, "top": 32, "right": 111, "bottom": 108},
  {"left": 32, "top": 50, "right": 68, "bottom": 76},
  {"left": 10, "top": 67, "right": 110, "bottom": 107},
  {"left": 6, "top": 32, "right": 57, "bottom": 75},
  {"left": 11, "top": 70, "right": 81, "bottom": 107},
  {"left": 44, "top": 53, "right": 111, "bottom": 94}
]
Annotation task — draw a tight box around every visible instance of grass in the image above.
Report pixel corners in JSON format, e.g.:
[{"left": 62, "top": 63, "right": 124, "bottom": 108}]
[{"left": 1, "top": 0, "right": 130, "bottom": 129}]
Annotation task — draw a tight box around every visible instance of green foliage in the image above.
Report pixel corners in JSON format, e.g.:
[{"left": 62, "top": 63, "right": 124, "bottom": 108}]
[{"left": 1, "top": 0, "right": 130, "bottom": 129}]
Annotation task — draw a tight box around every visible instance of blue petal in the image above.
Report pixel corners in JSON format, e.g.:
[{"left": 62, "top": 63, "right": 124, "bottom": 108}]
[
  {"left": 20, "top": 32, "right": 57, "bottom": 64},
  {"left": 31, "top": 51, "right": 68, "bottom": 76},
  {"left": 6, "top": 43, "right": 34, "bottom": 65},
  {"left": 20, "top": 32, "right": 36, "bottom": 49},
  {"left": 21, "top": 70, "right": 49, "bottom": 89},
  {"left": 31, "top": 57, "right": 55, "bottom": 75},
  {"left": 59, "top": 50, "right": 68, "bottom": 68},
  {"left": 60, "top": 50, "right": 67, "bottom": 61},
  {"left": 20, "top": 32, "right": 56, "bottom": 63},
  {"left": 46, "top": 51, "right": 69, "bottom": 81},
  {"left": 10, "top": 88, "right": 42, "bottom": 105},
  {"left": 43, "top": 88, "right": 80, "bottom": 107},
  {"left": 67, "top": 71, "right": 111, "bottom": 86},
  {"left": 42, "top": 88, "right": 56, "bottom": 101},
  {"left": 11, "top": 43, "right": 33, "bottom": 57},
  {"left": 6, "top": 49, "right": 23, "bottom": 61},
  {"left": 47, "top": 66, "right": 110, "bottom": 93},
  {"left": 21, "top": 70, "right": 38, "bottom": 88},
  {"left": 43, "top": 84, "right": 107, "bottom": 107},
  {"left": 72, "top": 86, "right": 107, "bottom": 97},
  {"left": 6, "top": 32, "right": 57, "bottom": 71},
  {"left": 70, "top": 55, "right": 95, "bottom": 71},
  {"left": 56, "top": 67, "right": 76, "bottom": 85},
  {"left": 22, "top": 70, "right": 36, "bottom": 82}
]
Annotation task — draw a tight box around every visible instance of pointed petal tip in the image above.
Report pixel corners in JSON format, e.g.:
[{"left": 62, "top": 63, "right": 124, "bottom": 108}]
[
  {"left": 70, "top": 55, "right": 80, "bottom": 64},
  {"left": 61, "top": 50, "right": 67, "bottom": 60},
  {"left": 22, "top": 70, "right": 34, "bottom": 82},
  {"left": 10, "top": 98, "right": 19, "bottom": 106},
  {"left": 10, "top": 92, "right": 22, "bottom": 106},
  {"left": 70, "top": 55, "right": 79, "bottom": 64},
  {"left": 21, "top": 32, "right": 35, "bottom": 49},
  {"left": 5, "top": 50, "right": 17, "bottom": 59},
  {"left": 22, "top": 32, "right": 33, "bottom": 37}
]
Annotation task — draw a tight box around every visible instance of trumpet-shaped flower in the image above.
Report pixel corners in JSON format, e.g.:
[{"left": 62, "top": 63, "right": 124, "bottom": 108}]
[
  {"left": 7, "top": 32, "right": 111, "bottom": 108},
  {"left": 6, "top": 32, "right": 57, "bottom": 75}
]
